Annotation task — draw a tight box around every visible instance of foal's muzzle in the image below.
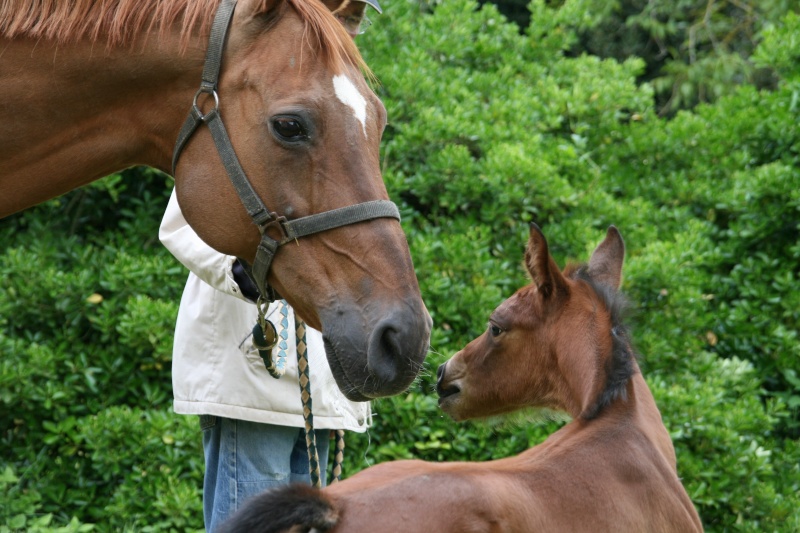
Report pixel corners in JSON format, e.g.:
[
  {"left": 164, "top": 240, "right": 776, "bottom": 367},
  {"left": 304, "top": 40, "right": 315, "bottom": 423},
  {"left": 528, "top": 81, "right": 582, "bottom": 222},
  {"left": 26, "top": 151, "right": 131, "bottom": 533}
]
[{"left": 436, "top": 362, "right": 461, "bottom": 400}]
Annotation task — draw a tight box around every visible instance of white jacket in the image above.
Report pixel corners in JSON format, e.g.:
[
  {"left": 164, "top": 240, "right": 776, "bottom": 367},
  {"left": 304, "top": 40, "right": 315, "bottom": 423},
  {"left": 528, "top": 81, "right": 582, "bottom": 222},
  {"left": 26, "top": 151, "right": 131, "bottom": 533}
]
[{"left": 159, "top": 189, "right": 371, "bottom": 432}]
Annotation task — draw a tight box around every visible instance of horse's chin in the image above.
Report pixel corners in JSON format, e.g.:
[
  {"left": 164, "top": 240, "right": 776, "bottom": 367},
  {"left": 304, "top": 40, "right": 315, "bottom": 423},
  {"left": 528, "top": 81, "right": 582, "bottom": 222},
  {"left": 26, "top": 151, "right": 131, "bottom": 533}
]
[
  {"left": 322, "top": 337, "right": 372, "bottom": 402},
  {"left": 322, "top": 336, "right": 418, "bottom": 402},
  {"left": 438, "top": 394, "right": 466, "bottom": 421}
]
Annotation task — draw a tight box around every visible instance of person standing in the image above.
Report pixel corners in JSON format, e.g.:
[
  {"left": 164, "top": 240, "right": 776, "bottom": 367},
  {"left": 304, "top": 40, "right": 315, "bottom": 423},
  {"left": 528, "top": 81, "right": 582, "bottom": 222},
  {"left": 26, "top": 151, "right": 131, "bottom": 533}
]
[{"left": 159, "top": 1, "right": 382, "bottom": 530}]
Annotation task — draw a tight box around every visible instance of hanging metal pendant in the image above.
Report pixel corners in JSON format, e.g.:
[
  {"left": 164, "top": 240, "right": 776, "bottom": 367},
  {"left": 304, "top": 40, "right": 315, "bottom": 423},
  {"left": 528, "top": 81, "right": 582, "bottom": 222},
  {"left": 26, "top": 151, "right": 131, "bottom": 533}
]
[{"left": 252, "top": 319, "right": 283, "bottom": 378}]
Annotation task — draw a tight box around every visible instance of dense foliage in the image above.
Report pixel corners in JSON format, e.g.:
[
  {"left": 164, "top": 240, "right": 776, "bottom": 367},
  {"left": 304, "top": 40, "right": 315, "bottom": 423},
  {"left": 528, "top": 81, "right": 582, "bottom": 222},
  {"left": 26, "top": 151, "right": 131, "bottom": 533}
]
[
  {"left": 2, "top": 0, "right": 798, "bottom": 531},
  {"left": 488, "top": 0, "right": 799, "bottom": 114}
]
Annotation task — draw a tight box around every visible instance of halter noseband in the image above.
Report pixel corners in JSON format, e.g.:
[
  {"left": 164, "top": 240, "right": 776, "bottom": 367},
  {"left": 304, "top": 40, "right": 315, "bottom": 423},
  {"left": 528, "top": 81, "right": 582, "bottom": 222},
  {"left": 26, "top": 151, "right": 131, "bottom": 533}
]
[{"left": 172, "top": 0, "right": 400, "bottom": 302}]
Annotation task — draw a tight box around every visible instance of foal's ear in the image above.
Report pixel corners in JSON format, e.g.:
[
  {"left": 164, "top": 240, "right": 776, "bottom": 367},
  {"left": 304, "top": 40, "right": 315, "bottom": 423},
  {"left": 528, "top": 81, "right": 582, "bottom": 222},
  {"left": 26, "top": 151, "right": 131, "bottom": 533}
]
[
  {"left": 525, "top": 223, "right": 567, "bottom": 298},
  {"left": 588, "top": 226, "right": 625, "bottom": 291}
]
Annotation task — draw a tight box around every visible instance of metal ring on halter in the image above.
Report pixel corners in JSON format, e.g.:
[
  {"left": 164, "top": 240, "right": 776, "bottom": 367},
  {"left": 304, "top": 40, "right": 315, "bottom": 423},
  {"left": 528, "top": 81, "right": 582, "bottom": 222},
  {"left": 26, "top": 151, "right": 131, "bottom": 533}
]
[{"left": 192, "top": 88, "right": 220, "bottom": 120}]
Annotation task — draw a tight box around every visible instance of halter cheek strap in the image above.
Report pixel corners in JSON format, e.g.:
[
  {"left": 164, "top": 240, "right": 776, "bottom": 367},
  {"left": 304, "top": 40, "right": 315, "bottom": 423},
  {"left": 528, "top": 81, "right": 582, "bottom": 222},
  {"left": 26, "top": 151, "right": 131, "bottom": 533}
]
[{"left": 172, "top": 0, "right": 400, "bottom": 302}]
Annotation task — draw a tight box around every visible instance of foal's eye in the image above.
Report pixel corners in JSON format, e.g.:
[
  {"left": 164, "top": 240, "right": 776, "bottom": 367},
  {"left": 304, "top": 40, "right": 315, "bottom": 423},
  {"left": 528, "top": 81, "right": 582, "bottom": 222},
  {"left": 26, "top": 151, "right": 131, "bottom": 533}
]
[
  {"left": 489, "top": 324, "right": 504, "bottom": 337},
  {"left": 272, "top": 117, "right": 307, "bottom": 141}
]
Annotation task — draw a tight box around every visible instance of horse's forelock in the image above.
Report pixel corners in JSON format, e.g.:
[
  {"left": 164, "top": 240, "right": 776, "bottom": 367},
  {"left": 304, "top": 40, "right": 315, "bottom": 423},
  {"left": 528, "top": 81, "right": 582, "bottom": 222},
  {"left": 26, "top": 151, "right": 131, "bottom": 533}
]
[{"left": 284, "top": 0, "right": 373, "bottom": 81}]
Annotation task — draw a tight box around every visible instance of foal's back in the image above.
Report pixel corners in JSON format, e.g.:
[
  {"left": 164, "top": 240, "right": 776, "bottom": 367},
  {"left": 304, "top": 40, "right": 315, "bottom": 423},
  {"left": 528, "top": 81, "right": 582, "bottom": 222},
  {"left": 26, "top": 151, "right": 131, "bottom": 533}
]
[{"left": 322, "top": 378, "right": 701, "bottom": 533}]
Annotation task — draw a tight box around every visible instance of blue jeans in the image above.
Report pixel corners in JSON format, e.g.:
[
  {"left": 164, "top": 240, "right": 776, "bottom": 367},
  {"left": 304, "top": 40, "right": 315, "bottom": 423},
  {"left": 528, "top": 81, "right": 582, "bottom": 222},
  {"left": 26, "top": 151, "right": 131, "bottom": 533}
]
[{"left": 200, "top": 415, "right": 330, "bottom": 532}]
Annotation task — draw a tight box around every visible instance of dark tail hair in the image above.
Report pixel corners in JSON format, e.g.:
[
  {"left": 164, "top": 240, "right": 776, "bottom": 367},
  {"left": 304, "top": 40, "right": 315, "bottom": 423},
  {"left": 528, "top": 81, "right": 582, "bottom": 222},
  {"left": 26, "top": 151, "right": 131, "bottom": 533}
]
[{"left": 217, "top": 483, "right": 339, "bottom": 533}]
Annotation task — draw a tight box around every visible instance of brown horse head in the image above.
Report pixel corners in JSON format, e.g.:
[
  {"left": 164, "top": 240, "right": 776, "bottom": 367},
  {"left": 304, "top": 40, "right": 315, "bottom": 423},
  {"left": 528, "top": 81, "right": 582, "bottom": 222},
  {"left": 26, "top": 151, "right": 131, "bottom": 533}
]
[
  {"left": 172, "top": 0, "right": 430, "bottom": 400},
  {"left": 0, "top": 0, "right": 430, "bottom": 401},
  {"left": 437, "top": 224, "right": 633, "bottom": 420}
]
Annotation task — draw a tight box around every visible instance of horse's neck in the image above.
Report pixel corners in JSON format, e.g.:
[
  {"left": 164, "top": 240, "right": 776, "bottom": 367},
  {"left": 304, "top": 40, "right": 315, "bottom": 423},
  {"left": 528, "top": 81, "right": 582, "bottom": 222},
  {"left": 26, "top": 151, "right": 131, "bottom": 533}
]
[
  {"left": 626, "top": 372, "right": 678, "bottom": 468},
  {"left": 546, "top": 370, "right": 678, "bottom": 470},
  {"left": 0, "top": 34, "right": 203, "bottom": 216}
]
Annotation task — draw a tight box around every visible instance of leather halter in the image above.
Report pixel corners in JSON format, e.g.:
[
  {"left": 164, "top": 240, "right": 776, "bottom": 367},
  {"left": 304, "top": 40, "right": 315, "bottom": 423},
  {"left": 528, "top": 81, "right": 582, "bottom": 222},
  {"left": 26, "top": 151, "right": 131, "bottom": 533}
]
[{"left": 172, "top": 0, "right": 400, "bottom": 302}]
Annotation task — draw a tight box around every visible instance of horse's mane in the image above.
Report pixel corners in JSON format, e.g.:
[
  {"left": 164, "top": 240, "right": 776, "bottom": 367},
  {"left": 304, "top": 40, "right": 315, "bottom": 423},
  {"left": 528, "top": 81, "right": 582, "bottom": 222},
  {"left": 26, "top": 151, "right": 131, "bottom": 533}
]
[
  {"left": 0, "top": 0, "right": 216, "bottom": 47},
  {"left": 0, "top": 0, "right": 369, "bottom": 76},
  {"left": 567, "top": 264, "right": 639, "bottom": 420}
]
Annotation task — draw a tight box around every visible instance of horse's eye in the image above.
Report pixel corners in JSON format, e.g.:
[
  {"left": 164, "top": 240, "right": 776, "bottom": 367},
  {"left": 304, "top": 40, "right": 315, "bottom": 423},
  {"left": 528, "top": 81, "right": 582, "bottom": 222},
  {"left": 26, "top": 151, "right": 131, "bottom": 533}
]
[
  {"left": 490, "top": 324, "right": 504, "bottom": 337},
  {"left": 272, "top": 117, "right": 307, "bottom": 141}
]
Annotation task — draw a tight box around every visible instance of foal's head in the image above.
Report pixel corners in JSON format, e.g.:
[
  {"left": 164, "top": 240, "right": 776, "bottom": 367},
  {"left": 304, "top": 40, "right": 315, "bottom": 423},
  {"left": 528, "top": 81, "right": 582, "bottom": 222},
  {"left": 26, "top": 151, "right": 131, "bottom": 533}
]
[{"left": 437, "top": 224, "right": 637, "bottom": 422}]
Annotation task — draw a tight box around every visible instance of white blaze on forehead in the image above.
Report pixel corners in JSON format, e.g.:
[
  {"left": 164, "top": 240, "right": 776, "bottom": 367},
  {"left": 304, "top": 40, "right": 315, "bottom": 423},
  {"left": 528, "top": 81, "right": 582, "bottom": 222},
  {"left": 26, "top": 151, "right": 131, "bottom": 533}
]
[{"left": 333, "top": 74, "right": 368, "bottom": 138}]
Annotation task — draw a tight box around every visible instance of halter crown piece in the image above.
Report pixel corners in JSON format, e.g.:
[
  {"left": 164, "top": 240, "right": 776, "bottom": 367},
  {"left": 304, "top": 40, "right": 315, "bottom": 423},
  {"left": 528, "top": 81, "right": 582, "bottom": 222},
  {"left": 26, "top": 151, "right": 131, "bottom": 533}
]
[
  {"left": 173, "top": 0, "right": 382, "bottom": 487},
  {"left": 172, "top": 0, "right": 401, "bottom": 305}
]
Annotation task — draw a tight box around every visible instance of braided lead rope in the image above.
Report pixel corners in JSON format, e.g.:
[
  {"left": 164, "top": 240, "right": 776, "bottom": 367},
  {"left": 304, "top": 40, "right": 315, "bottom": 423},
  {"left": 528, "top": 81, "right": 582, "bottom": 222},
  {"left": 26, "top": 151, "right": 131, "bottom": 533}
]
[
  {"left": 331, "top": 429, "right": 346, "bottom": 483},
  {"left": 294, "top": 318, "right": 322, "bottom": 487},
  {"left": 253, "top": 303, "right": 345, "bottom": 486},
  {"left": 294, "top": 313, "right": 346, "bottom": 487}
]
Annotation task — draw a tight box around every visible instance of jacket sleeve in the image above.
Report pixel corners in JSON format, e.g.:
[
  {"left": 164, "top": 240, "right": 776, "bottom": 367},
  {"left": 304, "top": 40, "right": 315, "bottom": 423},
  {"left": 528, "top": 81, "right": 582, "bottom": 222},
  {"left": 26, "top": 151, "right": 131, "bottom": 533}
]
[{"left": 159, "top": 187, "right": 252, "bottom": 302}]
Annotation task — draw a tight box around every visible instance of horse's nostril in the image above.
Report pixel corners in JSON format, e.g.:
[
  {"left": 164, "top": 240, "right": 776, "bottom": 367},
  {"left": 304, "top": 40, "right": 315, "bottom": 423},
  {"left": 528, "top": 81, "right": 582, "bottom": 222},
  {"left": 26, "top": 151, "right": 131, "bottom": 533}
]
[
  {"left": 368, "top": 323, "right": 402, "bottom": 385},
  {"left": 367, "top": 310, "right": 424, "bottom": 390}
]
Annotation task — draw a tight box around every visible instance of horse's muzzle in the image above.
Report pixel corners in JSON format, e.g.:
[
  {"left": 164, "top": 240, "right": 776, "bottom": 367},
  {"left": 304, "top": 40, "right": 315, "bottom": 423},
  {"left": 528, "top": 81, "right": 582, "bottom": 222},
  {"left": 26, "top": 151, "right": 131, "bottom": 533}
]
[{"left": 321, "top": 299, "right": 431, "bottom": 401}]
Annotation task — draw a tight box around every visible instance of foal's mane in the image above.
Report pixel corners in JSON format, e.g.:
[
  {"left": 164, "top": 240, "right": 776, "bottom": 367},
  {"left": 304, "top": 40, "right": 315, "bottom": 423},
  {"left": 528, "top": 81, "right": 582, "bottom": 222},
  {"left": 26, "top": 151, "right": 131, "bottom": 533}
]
[
  {"left": 0, "top": 0, "right": 368, "bottom": 76},
  {"left": 567, "top": 264, "right": 638, "bottom": 420}
]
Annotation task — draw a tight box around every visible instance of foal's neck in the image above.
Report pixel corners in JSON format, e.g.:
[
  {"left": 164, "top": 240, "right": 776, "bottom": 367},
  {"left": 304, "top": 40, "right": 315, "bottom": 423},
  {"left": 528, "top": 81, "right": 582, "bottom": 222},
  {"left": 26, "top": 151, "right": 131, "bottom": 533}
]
[
  {"left": 625, "top": 372, "right": 678, "bottom": 468},
  {"left": 0, "top": 32, "right": 204, "bottom": 215},
  {"left": 568, "top": 370, "right": 677, "bottom": 470}
]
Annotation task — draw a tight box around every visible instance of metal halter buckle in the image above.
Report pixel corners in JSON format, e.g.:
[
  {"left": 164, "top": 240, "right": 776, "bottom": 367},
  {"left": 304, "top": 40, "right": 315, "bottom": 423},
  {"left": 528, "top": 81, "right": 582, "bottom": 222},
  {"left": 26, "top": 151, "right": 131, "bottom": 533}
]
[{"left": 260, "top": 212, "right": 290, "bottom": 242}]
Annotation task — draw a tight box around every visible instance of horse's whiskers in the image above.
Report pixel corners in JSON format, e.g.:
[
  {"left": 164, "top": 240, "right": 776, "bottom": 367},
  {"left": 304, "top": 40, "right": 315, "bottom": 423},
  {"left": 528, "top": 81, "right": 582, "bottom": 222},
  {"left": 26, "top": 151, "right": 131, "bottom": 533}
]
[{"left": 426, "top": 344, "right": 443, "bottom": 357}]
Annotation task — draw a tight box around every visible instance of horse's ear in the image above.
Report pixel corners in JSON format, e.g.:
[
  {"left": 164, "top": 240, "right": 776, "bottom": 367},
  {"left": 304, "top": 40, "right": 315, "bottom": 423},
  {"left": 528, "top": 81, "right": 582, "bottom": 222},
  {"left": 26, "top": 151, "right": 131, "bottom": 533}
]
[
  {"left": 588, "top": 226, "right": 625, "bottom": 291},
  {"left": 525, "top": 223, "right": 567, "bottom": 298},
  {"left": 248, "top": 0, "right": 284, "bottom": 17},
  {"left": 320, "top": 0, "right": 351, "bottom": 14}
]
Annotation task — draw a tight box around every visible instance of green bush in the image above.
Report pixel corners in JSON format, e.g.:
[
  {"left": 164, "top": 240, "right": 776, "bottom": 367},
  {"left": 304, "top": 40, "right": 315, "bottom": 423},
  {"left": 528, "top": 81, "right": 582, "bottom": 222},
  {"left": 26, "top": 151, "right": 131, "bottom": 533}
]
[
  {"left": 487, "top": 0, "right": 799, "bottom": 114},
  {"left": 2, "top": 1, "right": 798, "bottom": 531}
]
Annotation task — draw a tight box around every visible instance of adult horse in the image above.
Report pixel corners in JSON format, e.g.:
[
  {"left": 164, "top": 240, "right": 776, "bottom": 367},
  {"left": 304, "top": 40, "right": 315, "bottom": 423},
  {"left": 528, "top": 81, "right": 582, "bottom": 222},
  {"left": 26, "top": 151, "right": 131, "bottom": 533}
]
[
  {"left": 0, "top": 0, "right": 431, "bottom": 400},
  {"left": 220, "top": 225, "right": 704, "bottom": 532}
]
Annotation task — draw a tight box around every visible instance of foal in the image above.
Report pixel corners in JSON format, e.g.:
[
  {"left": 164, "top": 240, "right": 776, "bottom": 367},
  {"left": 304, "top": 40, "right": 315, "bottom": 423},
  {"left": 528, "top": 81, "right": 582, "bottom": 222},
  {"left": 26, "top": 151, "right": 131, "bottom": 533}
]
[{"left": 220, "top": 225, "right": 704, "bottom": 533}]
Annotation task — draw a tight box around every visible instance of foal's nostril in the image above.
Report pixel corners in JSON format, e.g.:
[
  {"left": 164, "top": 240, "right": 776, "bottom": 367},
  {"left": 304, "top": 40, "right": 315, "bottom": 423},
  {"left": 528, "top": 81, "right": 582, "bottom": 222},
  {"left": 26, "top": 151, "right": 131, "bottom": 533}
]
[
  {"left": 436, "top": 362, "right": 446, "bottom": 383},
  {"left": 436, "top": 362, "right": 460, "bottom": 398},
  {"left": 435, "top": 362, "right": 447, "bottom": 394}
]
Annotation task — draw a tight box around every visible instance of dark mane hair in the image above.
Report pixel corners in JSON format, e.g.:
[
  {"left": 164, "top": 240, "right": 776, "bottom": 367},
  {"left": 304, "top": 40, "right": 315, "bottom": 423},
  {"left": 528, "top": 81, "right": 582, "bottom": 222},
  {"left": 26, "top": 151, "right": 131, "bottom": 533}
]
[{"left": 569, "top": 265, "right": 639, "bottom": 420}]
